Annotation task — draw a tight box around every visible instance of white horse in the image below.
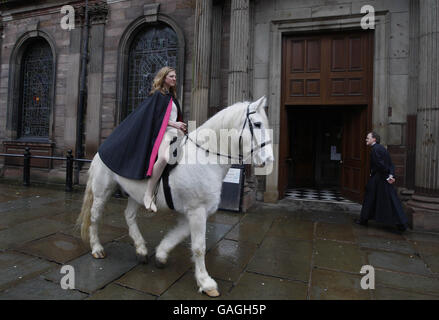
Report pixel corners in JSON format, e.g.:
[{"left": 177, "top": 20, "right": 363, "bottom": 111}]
[{"left": 76, "top": 96, "right": 274, "bottom": 297}]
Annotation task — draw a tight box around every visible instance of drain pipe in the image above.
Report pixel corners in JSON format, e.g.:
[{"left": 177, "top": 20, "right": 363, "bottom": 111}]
[{"left": 75, "top": 0, "right": 89, "bottom": 184}]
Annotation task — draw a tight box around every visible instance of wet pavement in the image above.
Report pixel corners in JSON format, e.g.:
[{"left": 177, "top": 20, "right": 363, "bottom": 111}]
[{"left": 0, "top": 182, "right": 439, "bottom": 300}]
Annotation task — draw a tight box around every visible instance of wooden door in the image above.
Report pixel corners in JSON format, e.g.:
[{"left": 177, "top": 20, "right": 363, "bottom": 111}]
[{"left": 340, "top": 107, "right": 368, "bottom": 202}]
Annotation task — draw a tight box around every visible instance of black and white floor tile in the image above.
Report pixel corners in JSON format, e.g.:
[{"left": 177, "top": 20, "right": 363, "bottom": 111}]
[{"left": 284, "top": 188, "right": 355, "bottom": 203}]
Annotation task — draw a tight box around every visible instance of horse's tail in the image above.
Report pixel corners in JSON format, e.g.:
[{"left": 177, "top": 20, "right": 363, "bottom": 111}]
[{"left": 76, "top": 156, "right": 96, "bottom": 243}]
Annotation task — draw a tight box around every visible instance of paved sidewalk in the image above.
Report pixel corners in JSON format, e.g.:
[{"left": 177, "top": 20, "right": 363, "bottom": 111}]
[{"left": 0, "top": 182, "right": 438, "bottom": 300}]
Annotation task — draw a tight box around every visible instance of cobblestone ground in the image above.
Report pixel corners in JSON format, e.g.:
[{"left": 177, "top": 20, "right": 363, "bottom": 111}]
[{"left": 0, "top": 182, "right": 438, "bottom": 300}]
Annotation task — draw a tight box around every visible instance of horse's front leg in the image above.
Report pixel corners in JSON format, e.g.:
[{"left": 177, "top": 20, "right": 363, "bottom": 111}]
[
  {"left": 188, "top": 207, "right": 220, "bottom": 297},
  {"left": 155, "top": 218, "right": 190, "bottom": 268},
  {"left": 124, "top": 197, "right": 148, "bottom": 263}
]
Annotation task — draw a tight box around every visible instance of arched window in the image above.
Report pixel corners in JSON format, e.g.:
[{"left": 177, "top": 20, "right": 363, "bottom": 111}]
[
  {"left": 18, "top": 40, "right": 53, "bottom": 140},
  {"left": 125, "top": 23, "right": 178, "bottom": 118}
]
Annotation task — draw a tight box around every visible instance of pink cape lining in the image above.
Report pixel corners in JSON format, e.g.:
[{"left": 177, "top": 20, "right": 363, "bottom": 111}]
[{"left": 146, "top": 97, "right": 173, "bottom": 176}]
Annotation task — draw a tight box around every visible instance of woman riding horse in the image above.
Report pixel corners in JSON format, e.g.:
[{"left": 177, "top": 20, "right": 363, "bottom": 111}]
[{"left": 98, "top": 67, "right": 187, "bottom": 212}]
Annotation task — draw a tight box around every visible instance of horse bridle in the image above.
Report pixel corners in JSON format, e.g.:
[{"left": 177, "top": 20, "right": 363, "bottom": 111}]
[{"left": 183, "top": 103, "right": 272, "bottom": 164}]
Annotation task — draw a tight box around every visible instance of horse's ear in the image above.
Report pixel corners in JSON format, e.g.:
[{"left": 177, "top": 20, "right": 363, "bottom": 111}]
[
  {"left": 250, "top": 96, "right": 267, "bottom": 113},
  {"left": 249, "top": 96, "right": 266, "bottom": 112}
]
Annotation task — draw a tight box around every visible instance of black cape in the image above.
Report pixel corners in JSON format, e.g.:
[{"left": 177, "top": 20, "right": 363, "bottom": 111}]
[
  {"left": 98, "top": 91, "right": 182, "bottom": 180},
  {"left": 360, "top": 143, "right": 408, "bottom": 227}
]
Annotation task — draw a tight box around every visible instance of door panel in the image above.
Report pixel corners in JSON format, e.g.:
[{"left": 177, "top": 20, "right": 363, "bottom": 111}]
[{"left": 341, "top": 107, "right": 367, "bottom": 202}]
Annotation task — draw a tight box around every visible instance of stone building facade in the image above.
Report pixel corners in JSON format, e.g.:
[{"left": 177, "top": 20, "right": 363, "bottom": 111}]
[{"left": 0, "top": 0, "right": 438, "bottom": 230}]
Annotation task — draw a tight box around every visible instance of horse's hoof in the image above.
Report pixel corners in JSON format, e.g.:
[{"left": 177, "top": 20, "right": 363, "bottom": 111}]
[
  {"left": 92, "top": 251, "right": 106, "bottom": 259},
  {"left": 155, "top": 257, "right": 167, "bottom": 269},
  {"left": 136, "top": 254, "right": 148, "bottom": 264},
  {"left": 203, "top": 289, "right": 221, "bottom": 298}
]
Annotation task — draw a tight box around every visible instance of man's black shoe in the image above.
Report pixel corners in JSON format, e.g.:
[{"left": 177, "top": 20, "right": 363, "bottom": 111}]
[
  {"left": 396, "top": 224, "right": 407, "bottom": 232},
  {"left": 354, "top": 218, "right": 368, "bottom": 226}
]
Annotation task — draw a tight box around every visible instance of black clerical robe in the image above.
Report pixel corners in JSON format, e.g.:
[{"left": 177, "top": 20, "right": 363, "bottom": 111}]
[{"left": 360, "top": 143, "right": 408, "bottom": 227}]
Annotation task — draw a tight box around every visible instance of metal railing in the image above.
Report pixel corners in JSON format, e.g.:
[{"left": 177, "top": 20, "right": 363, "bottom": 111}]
[{"left": 0, "top": 147, "right": 92, "bottom": 191}]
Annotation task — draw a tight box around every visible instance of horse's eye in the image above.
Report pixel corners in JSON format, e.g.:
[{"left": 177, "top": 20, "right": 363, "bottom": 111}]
[{"left": 254, "top": 122, "right": 262, "bottom": 128}]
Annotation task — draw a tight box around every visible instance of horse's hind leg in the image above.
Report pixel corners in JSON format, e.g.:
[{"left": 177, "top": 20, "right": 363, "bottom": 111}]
[
  {"left": 90, "top": 179, "right": 116, "bottom": 259},
  {"left": 155, "top": 218, "right": 190, "bottom": 268},
  {"left": 124, "top": 197, "right": 148, "bottom": 264},
  {"left": 187, "top": 207, "right": 220, "bottom": 297}
]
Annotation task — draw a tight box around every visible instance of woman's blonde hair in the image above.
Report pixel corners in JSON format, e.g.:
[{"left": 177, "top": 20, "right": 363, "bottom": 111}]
[{"left": 149, "top": 66, "right": 177, "bottom": 97}]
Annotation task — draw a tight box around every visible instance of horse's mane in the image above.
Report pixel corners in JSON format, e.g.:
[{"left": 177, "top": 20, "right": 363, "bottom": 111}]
[{"left": 196, "top": 101, "right": 248, "bottom": 133}]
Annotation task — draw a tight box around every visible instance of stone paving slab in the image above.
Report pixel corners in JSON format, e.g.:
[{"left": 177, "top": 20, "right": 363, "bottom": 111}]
[
  {"left": 0, "top": 276, "right": 87, "bottom": 300},
  {"left": 316, "top": 222, "right": 356, "bottom": 242},
  {"left": 299, "top": 210, "right": 352, "bottom": 225},
  {"left": 227, "top": 272, "right": 308, "bottom": 300},
  {"left": 116, "top": 249, "right": 193, "bottom": 296},
  {"left": 44, "top": 199, "right": 83, "bottom": 213},
  {"left": 15, "top": 233, "right": 89, "bottom": 264},
  {"left": 43, "top": 241, "right": 138, "bottom": 293},
  {"left": 0, "top": 218, "right": 71, "bottom": 250},
  {"left": 314, "top": 240, "right": 367, "bottom": 273},
  {"left": 0, "top": 206, "right": 71, "bottom": 229},
  {"left": 375, "top": 269, "right": 439, "bottom": 295},
  {"left": 353, "top": 223, "right": 406, "bottom": 240},
  {"left": 0, "top": 195, "right": 62, "bottom": 213},
  {"left": 357, "top": 235, "right": 417, "bottom": 255},
  {"left": 0, "top": 251, "right": 57, "bottom": 291},
  {"left": 225, "top": 218, "right": 272, "bottom": 245},
  {"left": 87, "top": 283, "right": 156, "bottom": 300},
  {"left": 247, "top": 236, "right": 312, "bottom": 282},
  {"left": 310, "top": 268, "right": 371, "bottom": 300},
  {"left": 207, "top": 210, "right": 243, "bottom": 226},
  {"left": 0, "top": 194, "right": 21, "bottom": 203},
  {"left": 205, "top": 239, "right": 258, "bottom": 282},
  {"left": 266, "top": 218, "right": 314, "bottom": 240},
  {"left": 373, "top": 286, "right": 439, "bottom": 300},
  {"left": 367, "top": 251, "right": 432, "bottom": 276},
  {"left": 61, "top": 223, "right": 127, "bottom": 245},
  {"left": 404, "top": 232, "right": 439, "bottom": 244}
]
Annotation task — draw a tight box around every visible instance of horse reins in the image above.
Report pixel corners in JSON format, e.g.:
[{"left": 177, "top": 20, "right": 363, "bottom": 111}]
[{"left": 182, "top": 103, "right": 271, "bottom": 164}]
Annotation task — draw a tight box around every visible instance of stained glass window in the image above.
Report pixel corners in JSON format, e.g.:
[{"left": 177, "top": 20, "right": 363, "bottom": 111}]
[
  {"left": 125, "top": 23, "right": 178, "bottom": 118},
  {"left": 19, "top": 40, "right": 53, "bottom": 139}
]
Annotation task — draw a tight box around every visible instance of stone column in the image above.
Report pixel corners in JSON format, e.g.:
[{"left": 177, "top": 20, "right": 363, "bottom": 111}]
[
  {"left": 84, "top": 2, "right": 108, "bottom": 158},
  {"left": 64, "top": 10, "right": 83, "bottom": 154},
  {"left": 407, "top": 0, "right": 439, "bottom": 231},
  {"left": 228, "top": 0, "right": 255, "bottom": 211},
  {"left": 208, "top": 4, "right": 222, "bottom": 118},
  {"left": 405, "top": 0, "right": 420, "bottom": 190},
  {"left": 228, "top": 0, "right": 250, "bottom": 104},
  {"left": 191, "top": 0, "right": 212, "bottom": 127}
]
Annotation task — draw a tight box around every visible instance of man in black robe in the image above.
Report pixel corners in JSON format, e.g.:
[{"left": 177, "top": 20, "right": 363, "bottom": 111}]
[
  {"left": 98, "top": 91, "right": 182, "bottom": 180},
  {"left": 355, "top": 132, "right": 408, "bottom": 232}
]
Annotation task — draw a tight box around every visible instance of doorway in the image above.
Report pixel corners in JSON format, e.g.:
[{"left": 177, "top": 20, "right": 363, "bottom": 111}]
[
  {"left": 284, "top": 105, "right": 367, "bottom": 203},
  {"left": 279, "top": 30, "right": 373, "bottom": 203},
  {"left": 287, "top": 106, "right": 343, "bottom": 188}
]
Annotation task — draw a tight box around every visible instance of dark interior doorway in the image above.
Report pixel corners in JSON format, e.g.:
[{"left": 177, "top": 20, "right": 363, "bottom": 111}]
[{"left": 286, "top": 106, "right": 365, "bottom": 192}]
